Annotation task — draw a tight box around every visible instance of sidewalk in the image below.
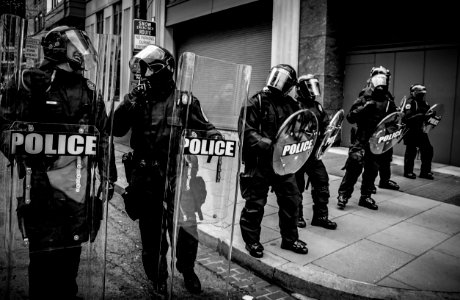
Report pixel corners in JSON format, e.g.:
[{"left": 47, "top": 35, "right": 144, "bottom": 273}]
[{"left": 113, "top": 142, "right": 460, "bottom": 300}]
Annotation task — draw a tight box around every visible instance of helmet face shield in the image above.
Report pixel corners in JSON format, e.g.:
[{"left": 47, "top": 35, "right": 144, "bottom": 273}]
[
  {"left": 298, "top": 77, "right": 321, "bottom": 98},
  {"left": 65, "top": 30, "right": 97, "bottom": 70},
  {"left": 130, "top": 45, "right": 174, "bottom": 78},
  {"left": 266, "top": 67, "right": 295, "bottom": 95},
  {"left": 370, "top": 74, "right": 387, "bottom": 89},
  {"left": 411, "top": 84, "right": 427, "bottom": 97}
]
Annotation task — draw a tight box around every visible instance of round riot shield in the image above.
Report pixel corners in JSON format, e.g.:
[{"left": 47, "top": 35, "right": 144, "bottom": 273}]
[
  {"left": 272, "top": 109, "right": 318, "bottom": 175},
  {"left": 423, "top": 103, "right": 444, "bottom": 133},
  {"left": 168, "top": 52, "right": 251, "bottom": 298},
  {"left": 315, "top": 109, "right": 344, "bottom": 160},
  {"left": 369, "top": 111, "right": 406, "bottom": 155},
  {"left": 0, "top": 18, "right": 120, "bottom": 299}
]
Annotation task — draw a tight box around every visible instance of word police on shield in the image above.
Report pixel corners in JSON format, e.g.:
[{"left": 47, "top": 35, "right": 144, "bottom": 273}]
[
  {"left": 369, "top": 111, "right": 405, "bottom": 155},
  {"left": 183, "top": 137, "right": 236, "bottom": 157},
  {"left": 11, "top": 132, "right": 99, "bottom": 155},
  {"left": 281, "top": 140, "right": 313, "bottom": 157}
]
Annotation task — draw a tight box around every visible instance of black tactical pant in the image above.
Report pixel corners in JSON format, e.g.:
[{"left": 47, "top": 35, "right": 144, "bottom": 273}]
[
  {"left": 132, "top": 164, "right": 197, "bottom": 285},
  {"left": 378, "top": 147, "right": 393, "bottom": 184},
  {"left": 295, "top": 158, "right": 330, "bottom": 219},
  {"left": 28, "top": 246, "right": 81, "bottom": 300},
  {"left": 239, "top": 164, "right": 301, "bottom": 245},
  {"left": 338, "top": 143, "right": 384, "bottom": 198},
  {"left": 404, "top": 132, "right": 433, "bottom": 174}
]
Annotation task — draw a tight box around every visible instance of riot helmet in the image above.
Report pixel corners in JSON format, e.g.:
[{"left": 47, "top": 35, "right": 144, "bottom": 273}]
[
  {"left": 297, "top": 74, "right": 321, "bottom": 101},
  {"left": 129, "top": 44, "right": 175, "bottom": 86},
  {"left": 369, "top": 74, "right": 388, "bottom": 91},
  {"left": 265, "top": 64, "right": 297, "bottom": 96},
  {"left": 410, "top": 84, "right": 426, "bottom": 100},
  {"left": 370, "top": 66, "right": 388, "bottom": 77},
  {"left": 370, "top": 65, "right": 391, "bottom": 86},
  {"left": 42, "top": 26, "right": 97, "bottom": 71}
]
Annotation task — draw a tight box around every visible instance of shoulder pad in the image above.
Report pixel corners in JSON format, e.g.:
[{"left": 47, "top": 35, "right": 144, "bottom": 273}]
[{"left": 86, "top": 80, "right": 96, "bottom": 91}]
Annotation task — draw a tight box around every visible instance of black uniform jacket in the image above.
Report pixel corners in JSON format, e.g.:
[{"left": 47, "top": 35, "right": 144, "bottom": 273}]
[
  {"left": 0, "top": 63, "right": 117, "bottom": 250},
  {"left": 402, "top": 96, "right": 431, "bottom": 143},
  {"left": 347, "top": 87, "right": 398, "bottom": 144},
  {"left": 113, "top": 83, "right": 219, "bottom": 175},
  {"left": 239, "top": 89, "right": 299, "bottom": 167}
]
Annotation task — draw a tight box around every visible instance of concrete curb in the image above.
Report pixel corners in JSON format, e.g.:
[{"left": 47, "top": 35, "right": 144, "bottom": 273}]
[
  {"left": 113, "top": 183, "right": 460, "bottom": 300},
  {"left": 196, "top": 223, "right": 460, "bottom": 300}
]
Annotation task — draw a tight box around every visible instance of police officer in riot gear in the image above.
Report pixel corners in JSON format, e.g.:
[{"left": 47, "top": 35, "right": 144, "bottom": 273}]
[
  {"left": 0, "top": 26, "right": 116, "bottom": 299},
  {"left": 239, "top": 64, "right": 308, "bottom": 258},
  {"left": 403, "top": 84, "right": 434, "bottom": 179},
  {"left": 295, "top": 74, "right": 337, "bottom": 230},
  {"left": 357, "top": 66, "right": 399, "bottom": 193},
  {"left": 113, "top": 45, "right": 220, "bottom": 296},
  {"left": 337, "top": 69, "right": 398, "bottom": 210}
]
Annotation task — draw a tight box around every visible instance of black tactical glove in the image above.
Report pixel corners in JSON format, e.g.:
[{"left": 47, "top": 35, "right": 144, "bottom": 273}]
[
  {"left": 364, "top": 100, "right": 376, "bottom": 110},
  {"left": 259, "top": 137, "right": 273, "bottom": 152},
  {"left": 128, "top": 79, "right": 151, "bottom": 103}
]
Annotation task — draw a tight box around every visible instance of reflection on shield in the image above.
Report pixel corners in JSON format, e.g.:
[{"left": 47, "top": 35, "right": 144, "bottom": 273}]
[
  {"left": 423, "top": 103, "right": 444, "bottom": 133},
  {"left": 369, "top": 111, "right": 406, "bottom": 155},
  {"left": 0, "top": 14, "right": 120, "bottom": 299},
  {"left": 169, "top": 52, "right": 251, "bottom": 298},
  {"left": 272, "top": 109, "right": 318, "bottom": 175},
  {"left": 315, "top": 109, "right": 344, "bottom": 160},
  {"left": 399, "top": 96, "right": 407, "bottom": 111}
]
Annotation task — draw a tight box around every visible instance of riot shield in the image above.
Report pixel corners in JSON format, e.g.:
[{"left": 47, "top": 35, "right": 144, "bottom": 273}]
[
  {"left": 422, "top": 103, "right": 444, "bottom": 133},
  {"left": 315, "top": 109, "right": 344, "bottom": 160},
  {"left": 399, "top": 96, "right": 407, "bottom": 111},
  {"left": 272, "top": 109, "right": 318, "bottom": 175},
  {"left": 369, "top": 111, "right": 406, "bottom": 155},
  {"left": 168, "top": 52, "right": 251, "bottom": 298},
  {"left": 0, "top": 16, "right": 120, "bottom": 299}
]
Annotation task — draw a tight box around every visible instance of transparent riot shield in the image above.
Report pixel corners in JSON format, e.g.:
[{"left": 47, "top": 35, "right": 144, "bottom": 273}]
[
  {"left": 272, "top": 109, "right": 318, "bottom": 175},
  {"left": 315, "top": 109, "right": 344, "bottom": 160},
  {"left": 369, "top": 111, "right": 406, "bottom": 155},
  {"left": 0, "top": 17, "right": 120, "bottom": 299},
  {"left": 422, "top": 103, "right": 444, "bottom": 133},
  {"left": 168, "top": 52, "right": 251, "bottom": 298}
]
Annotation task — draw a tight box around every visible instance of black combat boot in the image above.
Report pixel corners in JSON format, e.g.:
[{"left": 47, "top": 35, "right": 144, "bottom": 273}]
[
  {"left": 379, "top": 179, "right": 399, "bottom": 190},
  {"left": 358, "top": 195, "right": 378, "bottom": 210},
  {"left": 311, "top": 216, "right": 337, "bottom": 230},
  {"left": 419, "top": 172, "right": 434, "bottom": 180},
  {"left": 337, "top": 194, "right": 349, "bottom": 209},
  {"left": 181, "top": 269, "right": 202, "bottom": 294},
  {"left": 280, "top": 239, "right": 308, "bottom": 254},
  {"left": 245, "top": 242, "right": 264, "bottom": 258},
  {"left": 404, "top": 172, "right": 416, "bottom": 179}
]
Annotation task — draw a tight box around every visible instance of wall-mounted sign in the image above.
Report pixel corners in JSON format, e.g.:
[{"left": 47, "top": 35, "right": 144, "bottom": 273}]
[
  {"left": 24, "top": 37, "right": 40, "bottom": 59},
  {"left": 133, "top": 19, "right": 156, "bottom": 51}
]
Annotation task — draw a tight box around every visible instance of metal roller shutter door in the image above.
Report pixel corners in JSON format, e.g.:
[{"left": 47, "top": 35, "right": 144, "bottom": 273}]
[{"left": 173, "top": 1, "right": 272, "bottom": 99}]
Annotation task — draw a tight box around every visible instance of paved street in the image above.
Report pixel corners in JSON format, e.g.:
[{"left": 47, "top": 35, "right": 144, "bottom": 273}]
[{"left": 105, "top": 191, "right": 306, "bottom": 300}]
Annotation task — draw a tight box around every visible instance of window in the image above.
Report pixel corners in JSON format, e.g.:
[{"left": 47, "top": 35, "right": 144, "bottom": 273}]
[
  {"left": 96, "top": 11, "right": 103, "bottom": 34},
  {"left": 133, "top": 0, "right": 147, "bottom": 20},
  {"left": 113, "top": 2, "right": 122, "bottom": 35}
]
